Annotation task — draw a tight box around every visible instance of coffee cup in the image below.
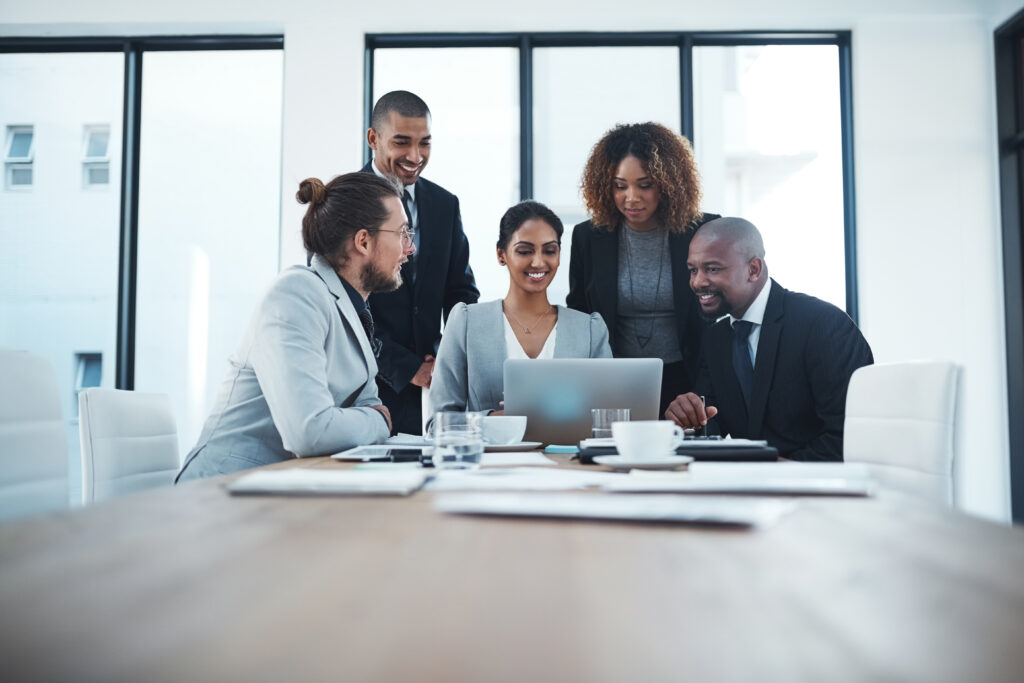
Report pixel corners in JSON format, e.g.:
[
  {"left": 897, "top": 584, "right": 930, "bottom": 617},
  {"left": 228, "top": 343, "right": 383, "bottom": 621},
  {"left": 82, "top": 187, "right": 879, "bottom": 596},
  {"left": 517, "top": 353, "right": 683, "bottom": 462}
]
[
  {"left": 479, "top": 415, "right": 527, "bottom": 445},
  {"left": 611, "top": 420, "right": 685, "bottom": 460}
]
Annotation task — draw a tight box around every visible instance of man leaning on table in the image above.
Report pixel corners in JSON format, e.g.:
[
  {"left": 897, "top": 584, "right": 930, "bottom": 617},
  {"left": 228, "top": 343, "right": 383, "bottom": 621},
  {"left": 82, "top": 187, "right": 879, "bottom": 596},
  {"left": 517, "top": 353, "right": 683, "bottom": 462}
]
[
  {"left": 177, "top": 173, "right": 411, "bottom": 482},
  {"left": 665, "top": 217, "right": 873, "bottom": 461}
]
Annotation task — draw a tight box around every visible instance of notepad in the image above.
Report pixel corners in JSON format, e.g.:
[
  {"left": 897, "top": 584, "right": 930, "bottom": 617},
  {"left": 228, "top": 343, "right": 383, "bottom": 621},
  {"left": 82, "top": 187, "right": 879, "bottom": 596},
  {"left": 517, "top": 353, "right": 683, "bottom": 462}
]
[
  {"left": 228, "top": 469, "right": 430, "bottom": 496},
  {"left": 434, "top": 492, "right": 795, "bottom": 528},
  {"left": 601, "top": 462, "right": 874, "bottom": 496}
]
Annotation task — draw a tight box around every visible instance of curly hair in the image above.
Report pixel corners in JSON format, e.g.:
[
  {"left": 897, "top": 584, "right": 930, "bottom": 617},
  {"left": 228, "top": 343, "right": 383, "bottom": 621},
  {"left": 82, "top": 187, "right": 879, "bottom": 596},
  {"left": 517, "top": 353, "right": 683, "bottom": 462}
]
[{"left": 581, "top": 122, "right": 703, "bottom": 234}]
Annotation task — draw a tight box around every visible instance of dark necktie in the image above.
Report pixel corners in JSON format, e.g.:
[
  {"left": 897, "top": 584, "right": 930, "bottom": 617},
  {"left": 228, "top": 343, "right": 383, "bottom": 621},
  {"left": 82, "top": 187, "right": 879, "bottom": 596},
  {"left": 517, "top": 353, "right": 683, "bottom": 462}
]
[
  {"left": 732, "top": 320, "right": 755, "bottom": 407},
  {"left": 401, "top": 189, "right": 417, "bottom": 283},
  {"left": 401, "top": 189, "right": 414, "bottom": 227},
  {"left": 358, "top": 308, "right": 382, "bottom": 359}
]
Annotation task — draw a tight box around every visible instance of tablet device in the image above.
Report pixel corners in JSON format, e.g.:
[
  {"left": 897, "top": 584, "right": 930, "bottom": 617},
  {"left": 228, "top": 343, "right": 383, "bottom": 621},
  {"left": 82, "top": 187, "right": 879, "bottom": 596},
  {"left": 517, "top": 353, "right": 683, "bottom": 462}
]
[{"left": 503, "top": 358, "right": 662, "bottom": 445}]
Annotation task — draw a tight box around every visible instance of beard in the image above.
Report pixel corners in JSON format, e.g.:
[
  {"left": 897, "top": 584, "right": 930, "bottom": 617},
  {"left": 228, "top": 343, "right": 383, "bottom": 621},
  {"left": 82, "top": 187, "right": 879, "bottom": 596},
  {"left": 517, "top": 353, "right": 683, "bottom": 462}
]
[
  {"left": 360, "top": 259, "right": 403, "bottom": 294},
  {"left": 696, "top": 290, "right": 733, "bottom": 320}
]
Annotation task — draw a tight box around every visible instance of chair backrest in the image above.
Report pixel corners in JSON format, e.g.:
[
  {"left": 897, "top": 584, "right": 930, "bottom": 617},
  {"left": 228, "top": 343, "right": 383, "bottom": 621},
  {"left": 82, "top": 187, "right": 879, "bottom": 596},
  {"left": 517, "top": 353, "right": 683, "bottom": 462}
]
[
  {"left": 0, "top": 348, "right": 69, "bottom": 520},
  {"left": 78, "top": 388, "right": 180, "bottom": 504},
  {"left": 844, "top": 361, "right": 959, "bottom": 506}
]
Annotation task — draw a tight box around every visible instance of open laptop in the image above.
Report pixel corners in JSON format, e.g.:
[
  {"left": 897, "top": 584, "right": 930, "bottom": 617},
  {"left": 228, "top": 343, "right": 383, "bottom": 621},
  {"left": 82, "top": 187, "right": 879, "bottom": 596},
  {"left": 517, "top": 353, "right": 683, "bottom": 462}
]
[{"left": 503, "top": 358, "right": 662, "bottom": 445}]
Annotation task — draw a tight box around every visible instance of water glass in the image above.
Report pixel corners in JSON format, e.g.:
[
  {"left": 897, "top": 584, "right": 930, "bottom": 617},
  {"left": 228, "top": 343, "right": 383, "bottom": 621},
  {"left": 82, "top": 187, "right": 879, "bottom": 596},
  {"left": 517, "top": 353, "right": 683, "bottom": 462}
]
[
  {"left": 591, "top": 408, "right": 630, "bottom": 439},
  {"left": 431, "top": 412, "right": 484, "bottom": 469}
]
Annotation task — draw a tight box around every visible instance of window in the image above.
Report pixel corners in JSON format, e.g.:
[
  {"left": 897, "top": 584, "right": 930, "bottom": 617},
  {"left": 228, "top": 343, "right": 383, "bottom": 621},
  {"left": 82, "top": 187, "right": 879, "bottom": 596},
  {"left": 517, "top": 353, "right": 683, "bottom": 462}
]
[
  {"left": 367, "top": 33, "right": 856, "bottom": 317},
  {"left": 5, "top": 125, "right": 34, "bottom": 188},
  {"left": 82, "top": 125, "right": 110, "bottom": 187},
  {"left": 371, "top": 47, "right": 519, "bottom": 302},
  {"left": 133, "top": 50, "right": 283, "bottom": 448}
]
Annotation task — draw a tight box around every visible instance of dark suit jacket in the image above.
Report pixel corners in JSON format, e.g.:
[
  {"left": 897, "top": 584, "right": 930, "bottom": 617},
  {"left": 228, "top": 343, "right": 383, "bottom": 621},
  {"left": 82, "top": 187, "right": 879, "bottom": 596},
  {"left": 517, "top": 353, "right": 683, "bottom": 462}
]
[
  {"left": 362, "top": 162, "right": 479, "bottom": 434},
  {"left": 698, "top": 280, "right": 873, "bottom": 461},
  {"left": 565, "top": 213, "right": 720, "bottom": 392}
]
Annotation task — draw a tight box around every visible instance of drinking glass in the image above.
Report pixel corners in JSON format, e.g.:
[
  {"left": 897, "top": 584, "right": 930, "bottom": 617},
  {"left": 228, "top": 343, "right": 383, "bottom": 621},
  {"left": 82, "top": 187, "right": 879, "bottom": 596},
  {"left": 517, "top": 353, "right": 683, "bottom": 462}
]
[
  {"left": 431, "top": 412, "right": 484, "bottom": 469},
  {"left": 591, "top": 408, "right": 630, "bottom": 439}
]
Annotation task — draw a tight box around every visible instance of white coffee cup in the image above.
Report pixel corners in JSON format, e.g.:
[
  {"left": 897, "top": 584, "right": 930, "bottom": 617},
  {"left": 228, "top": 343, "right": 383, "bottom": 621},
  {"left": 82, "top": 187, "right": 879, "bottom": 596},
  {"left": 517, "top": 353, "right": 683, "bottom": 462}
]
[
  {"left": 611, "top": 420, "right": 685, "bottom": 460},
  {"left": 479, "top": 415, "right": 527, "bottom": 445}
]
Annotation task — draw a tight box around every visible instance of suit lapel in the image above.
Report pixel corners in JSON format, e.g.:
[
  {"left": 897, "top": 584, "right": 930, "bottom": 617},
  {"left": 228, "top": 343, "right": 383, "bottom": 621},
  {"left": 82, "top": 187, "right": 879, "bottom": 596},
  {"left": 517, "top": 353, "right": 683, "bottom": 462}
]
[
  {"left": 747, "top": 280, "right": 784, "bottom": 436},
  {"left": 311, "top": 256, "right": 374, "bottom": 374},
  {"left": 591, "top": 228, "right": 619, "bottom": 330}
]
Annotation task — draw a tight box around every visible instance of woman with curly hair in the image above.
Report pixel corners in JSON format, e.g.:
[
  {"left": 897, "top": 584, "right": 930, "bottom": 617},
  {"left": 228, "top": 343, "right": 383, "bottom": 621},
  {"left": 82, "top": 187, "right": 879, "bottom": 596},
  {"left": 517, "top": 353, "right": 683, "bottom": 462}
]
[{"left": 567, "top": 122, "right": 719, "bottom": 414}]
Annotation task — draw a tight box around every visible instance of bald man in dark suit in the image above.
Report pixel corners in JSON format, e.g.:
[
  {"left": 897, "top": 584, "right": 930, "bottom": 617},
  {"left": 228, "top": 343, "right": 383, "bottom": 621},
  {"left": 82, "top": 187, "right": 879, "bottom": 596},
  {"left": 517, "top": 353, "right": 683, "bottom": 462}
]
[{"left": 665, "top": 218, "right": 872, "bottom": 461}]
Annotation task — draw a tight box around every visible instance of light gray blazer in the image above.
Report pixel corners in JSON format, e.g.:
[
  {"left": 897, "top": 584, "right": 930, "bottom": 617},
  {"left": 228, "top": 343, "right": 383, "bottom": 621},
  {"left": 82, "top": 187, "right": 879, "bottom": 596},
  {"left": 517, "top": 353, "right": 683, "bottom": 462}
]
[
  {"left": 429, "top": 299, "right": 612, "bottom": 417},
  {"left": 177, "top": 255, "right": 390, "bottom": 481}
]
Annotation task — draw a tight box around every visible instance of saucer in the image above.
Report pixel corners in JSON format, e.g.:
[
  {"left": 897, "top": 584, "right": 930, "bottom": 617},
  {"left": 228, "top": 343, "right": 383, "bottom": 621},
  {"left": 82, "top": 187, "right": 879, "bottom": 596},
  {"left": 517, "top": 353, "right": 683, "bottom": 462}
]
[
  {"left": 484, "top": 441, "right": 543, "bottom": 452},
  {"left": 592, "top": 454, "right": 695, "bottom": 470}
]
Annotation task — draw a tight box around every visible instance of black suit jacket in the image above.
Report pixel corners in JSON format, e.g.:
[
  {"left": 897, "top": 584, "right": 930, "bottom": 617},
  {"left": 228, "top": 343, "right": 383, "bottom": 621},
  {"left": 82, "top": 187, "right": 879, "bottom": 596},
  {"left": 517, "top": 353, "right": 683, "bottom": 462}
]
[
  {"left": 362, "top": 162, "right": 479, "bottom": 433},
  {"left": 698, "top": 280, "right": 873, "bottom": 461},
  {"left": 565, "top": 214, "right": 720, "bottom": 392}
]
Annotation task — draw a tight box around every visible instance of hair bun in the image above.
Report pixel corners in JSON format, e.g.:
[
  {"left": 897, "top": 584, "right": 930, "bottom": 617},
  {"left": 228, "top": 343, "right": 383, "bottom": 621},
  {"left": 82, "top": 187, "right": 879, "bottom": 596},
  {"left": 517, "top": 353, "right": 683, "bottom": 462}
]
[{"left": 296, "top": 177, "right": 327, "bottom": 206}]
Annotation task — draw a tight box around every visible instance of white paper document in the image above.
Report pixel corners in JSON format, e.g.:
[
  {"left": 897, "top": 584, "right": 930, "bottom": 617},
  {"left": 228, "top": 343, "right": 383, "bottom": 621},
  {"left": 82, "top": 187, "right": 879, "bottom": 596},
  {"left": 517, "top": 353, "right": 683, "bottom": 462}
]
[
  {"left": 228, "top": 468, "right": 431, "bottom": 496},
  {"left": 387, "top": 433, "right": 433, "bottom": 446},
  {"left": 434, "top": 492, "right": 795, "bottom": 528},
  {"left": 425, "top": 467, "right": 625, "bottom": 492},
  {"left": 602, "top": 462, "right": 874, "bottom": 496},
  {"left": 480, "top": 452, "right": 556, "bottom": 467}
]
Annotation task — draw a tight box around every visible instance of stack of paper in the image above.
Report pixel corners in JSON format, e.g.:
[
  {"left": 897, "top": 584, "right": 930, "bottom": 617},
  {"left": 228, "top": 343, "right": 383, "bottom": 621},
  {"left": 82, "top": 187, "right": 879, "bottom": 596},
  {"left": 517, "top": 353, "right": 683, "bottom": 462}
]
[
  {"left": 434, "top": 492, "right": 795, "bottom": 528},
  {"left": 601, "top": 462, "right": 874, "bottom": 496},
  {"left": 228, "top": 468, "right": 431, "bottom": 496},
  {"left": 425, "top": 467, "right": 624, "bottom": 492}
]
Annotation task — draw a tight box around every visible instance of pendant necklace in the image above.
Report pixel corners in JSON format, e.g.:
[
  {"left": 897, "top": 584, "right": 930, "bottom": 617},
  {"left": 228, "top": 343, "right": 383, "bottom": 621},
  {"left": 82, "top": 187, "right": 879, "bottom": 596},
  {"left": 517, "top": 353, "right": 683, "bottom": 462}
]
[
  {"left": 502, "top": 300, "right": 550, "bottom": 334},
  {"left": 623, "top": 227, "right": 667, "bottom": 349}
]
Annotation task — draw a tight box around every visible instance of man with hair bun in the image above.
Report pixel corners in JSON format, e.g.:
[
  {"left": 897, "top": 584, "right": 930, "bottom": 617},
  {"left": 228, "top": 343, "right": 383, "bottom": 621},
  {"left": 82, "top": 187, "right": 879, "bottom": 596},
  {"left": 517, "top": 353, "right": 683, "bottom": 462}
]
[
  {"left": 665, "top": 217, "right": 873, "bottom": 461},
  {"left": 363, "top": 89, "right": 479, "bottom": 435},
  {"left": 177, "top": 172, "right": 414, "bottom": 481}
]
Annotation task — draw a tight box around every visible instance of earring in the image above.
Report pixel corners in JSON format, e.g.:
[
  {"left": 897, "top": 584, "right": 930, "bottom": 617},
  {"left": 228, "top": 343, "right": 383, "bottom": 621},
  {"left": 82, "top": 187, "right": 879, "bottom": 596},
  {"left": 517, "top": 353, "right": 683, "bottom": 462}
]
[{"left": 499, "top": 258, "right": 506, "bottom": 265}]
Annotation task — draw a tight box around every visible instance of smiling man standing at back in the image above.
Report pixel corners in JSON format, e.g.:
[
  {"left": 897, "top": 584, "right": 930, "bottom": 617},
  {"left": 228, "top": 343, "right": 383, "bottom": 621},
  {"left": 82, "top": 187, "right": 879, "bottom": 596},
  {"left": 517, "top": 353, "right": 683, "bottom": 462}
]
[{"left": 362, "top": 90, "right": 479, "bottom": 435}]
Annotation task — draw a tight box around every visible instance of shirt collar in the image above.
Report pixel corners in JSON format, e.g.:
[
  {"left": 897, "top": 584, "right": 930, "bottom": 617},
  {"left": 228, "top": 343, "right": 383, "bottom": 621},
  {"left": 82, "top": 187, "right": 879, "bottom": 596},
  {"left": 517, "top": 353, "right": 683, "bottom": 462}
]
[
  {"left": 729, "top": 279, "right": 772, "bottom": 328},
  {"left": 337, "top": 273, "right": 369, "bottom": 316},
  {"left": 370, "top": 157, "right": 416, "bottom": 202}
]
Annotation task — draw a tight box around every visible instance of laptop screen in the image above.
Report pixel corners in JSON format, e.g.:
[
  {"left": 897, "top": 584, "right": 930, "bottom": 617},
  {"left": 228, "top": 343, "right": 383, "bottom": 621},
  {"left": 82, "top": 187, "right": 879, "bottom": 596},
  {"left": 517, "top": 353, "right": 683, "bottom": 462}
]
[{"left": 503, "top": 358, "right": 662, "bottom": 445}]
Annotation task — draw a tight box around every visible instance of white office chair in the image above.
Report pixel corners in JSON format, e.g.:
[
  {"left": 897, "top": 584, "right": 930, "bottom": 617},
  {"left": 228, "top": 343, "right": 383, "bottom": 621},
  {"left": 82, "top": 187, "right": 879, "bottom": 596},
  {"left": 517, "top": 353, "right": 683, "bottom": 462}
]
[
  {"left": 844, "top": 361, "right": 959, "bottom": 506},
  {"left": 78, "top": 388, "right": 180, "bottom": 504},
  {"left": 0, "top": 348, "right": 69, "bottom": 520}
]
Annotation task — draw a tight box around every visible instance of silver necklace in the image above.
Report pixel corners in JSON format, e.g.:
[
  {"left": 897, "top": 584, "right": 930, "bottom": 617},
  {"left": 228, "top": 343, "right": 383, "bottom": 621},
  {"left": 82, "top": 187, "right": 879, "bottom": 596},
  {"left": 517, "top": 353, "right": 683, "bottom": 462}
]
[
  {"left": 622, "top": 228, "right": 668, "bottom": 349},
  {"left": 502, "top": 300, "right": 552, "bottom": 335}
]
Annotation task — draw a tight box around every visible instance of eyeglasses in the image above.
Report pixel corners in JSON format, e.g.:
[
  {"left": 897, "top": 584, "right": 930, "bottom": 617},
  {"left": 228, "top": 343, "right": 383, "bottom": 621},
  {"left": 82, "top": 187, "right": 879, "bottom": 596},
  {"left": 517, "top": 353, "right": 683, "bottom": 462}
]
[{"left": 373, "top": 227, "right": 416, "bottom": 247}]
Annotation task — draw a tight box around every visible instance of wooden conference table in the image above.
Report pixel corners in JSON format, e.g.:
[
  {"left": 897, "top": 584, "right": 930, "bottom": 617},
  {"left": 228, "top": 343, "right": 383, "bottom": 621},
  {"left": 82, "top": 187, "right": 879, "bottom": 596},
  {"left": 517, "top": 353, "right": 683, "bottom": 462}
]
[{"left": 1, "top": 455, "right": 1023, "bottom": 682}]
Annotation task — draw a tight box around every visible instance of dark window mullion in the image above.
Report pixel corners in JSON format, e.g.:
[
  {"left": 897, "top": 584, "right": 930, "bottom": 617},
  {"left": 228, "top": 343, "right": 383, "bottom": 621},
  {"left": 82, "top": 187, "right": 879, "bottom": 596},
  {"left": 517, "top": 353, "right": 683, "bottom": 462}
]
[
  {"left": 116, "top": 42, "right": 142, "bottom": 390},
  {"left": 519, "top": 35, "right": 533, "bottom": 201},
  {"left": 838, "top": 37, "right": 859, "bottom": 323},
  {"left": 679, "top": 36, "right": 694, "bottom": 142}
]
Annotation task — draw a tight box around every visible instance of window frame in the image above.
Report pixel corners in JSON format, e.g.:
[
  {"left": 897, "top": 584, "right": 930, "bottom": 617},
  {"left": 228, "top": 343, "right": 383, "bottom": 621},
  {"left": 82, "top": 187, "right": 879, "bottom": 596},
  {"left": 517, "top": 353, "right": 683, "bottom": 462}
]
[
  {"left": 0, "top": 34, "right": 284, "bottom": 389},
  {"left": 364, "top": 30, "right": 858, "bottom": 321},
  {"left": 82, "top": 124, "right": 111, "bottom": 188},
  {"left": 4, "top": 124, "right": 35, "bottom": 189}
]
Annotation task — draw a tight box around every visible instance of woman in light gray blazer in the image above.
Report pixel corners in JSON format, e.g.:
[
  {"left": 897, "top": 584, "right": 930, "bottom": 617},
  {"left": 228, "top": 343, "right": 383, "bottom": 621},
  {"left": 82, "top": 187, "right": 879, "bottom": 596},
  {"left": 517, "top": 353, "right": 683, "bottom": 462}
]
[
  {"left": 177, "top": 173, "right": 414, "bottom": 481},
  {"left": 429, "top": 201, "right": 612, "bottom": 419}
]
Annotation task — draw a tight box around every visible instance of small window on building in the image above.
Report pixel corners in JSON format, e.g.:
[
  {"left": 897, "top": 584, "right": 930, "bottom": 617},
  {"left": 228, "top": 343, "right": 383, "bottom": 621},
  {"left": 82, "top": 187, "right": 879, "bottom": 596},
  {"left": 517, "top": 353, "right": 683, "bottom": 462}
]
[
  {"left": 73, "top": 352, "right": 102, "bottom": 418},
  {"left": 5, "top": 125, "right": 34, "bottom": 189},
  {"left": 82, "top": 125, "right": 110, "bottom": 188}
]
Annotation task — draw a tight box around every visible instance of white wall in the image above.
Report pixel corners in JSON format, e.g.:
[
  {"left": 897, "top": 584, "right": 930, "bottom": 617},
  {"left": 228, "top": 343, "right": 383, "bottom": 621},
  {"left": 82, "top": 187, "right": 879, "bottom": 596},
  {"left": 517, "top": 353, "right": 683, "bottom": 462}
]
[{"left": 1, "top": 0, "right": 1017, "bottom": 521}]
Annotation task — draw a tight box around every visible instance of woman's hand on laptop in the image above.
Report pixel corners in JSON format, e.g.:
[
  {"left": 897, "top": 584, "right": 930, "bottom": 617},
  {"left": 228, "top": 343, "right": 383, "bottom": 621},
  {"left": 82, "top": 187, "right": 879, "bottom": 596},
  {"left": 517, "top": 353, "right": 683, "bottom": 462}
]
[{"left": 665, "top": 392, "right": 717, "bottom": 429}]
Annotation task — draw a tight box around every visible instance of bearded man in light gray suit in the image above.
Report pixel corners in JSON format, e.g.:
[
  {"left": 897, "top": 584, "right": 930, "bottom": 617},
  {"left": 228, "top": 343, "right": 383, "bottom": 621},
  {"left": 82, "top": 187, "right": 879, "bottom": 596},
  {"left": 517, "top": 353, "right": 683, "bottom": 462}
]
[{"left": 177, "top": 173, "right": 415, "bottom": 481}]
